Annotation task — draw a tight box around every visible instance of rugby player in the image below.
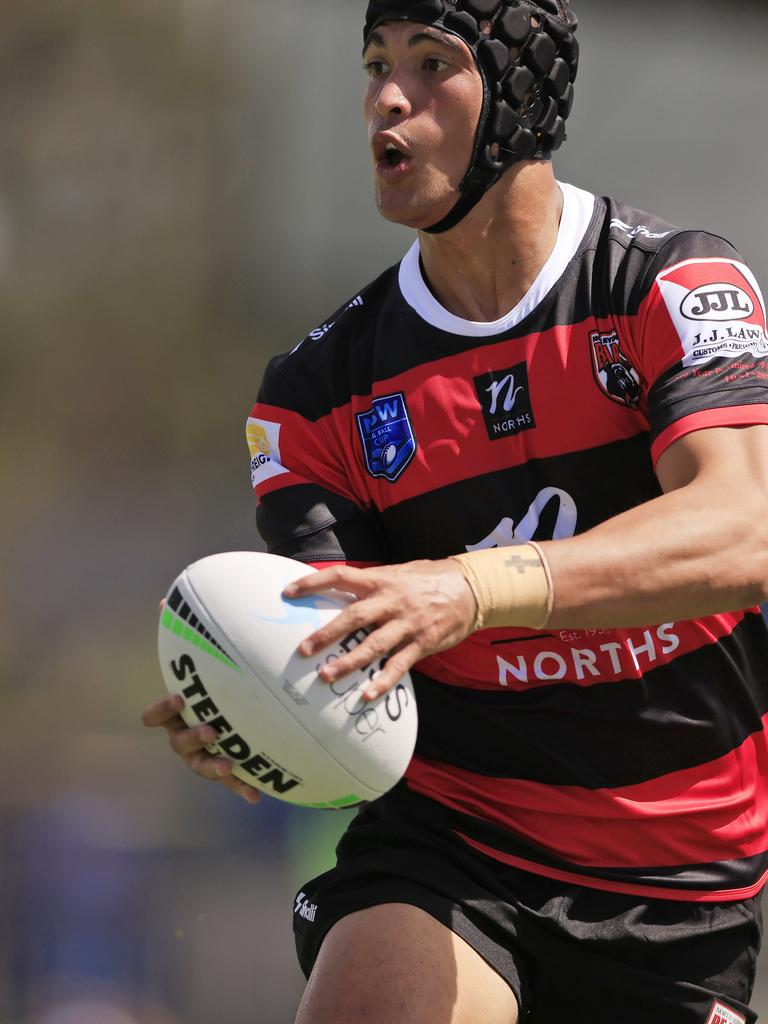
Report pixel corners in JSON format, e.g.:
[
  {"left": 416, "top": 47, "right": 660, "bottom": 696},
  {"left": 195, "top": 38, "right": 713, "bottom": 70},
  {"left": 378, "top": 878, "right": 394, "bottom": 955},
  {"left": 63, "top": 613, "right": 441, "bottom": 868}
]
[{"left": 143, "top": 1, "right": 768, "bottom": 1020}]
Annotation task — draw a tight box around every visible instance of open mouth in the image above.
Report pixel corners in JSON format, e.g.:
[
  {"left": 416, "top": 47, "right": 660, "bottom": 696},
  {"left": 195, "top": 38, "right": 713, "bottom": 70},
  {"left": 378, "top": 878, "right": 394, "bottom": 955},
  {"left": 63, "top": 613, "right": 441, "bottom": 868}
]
[
  {"left": 376, "top": 141, "right": 412, "bottom": 178},
  {"left": 384, "top": 144, "right": 405, "bottom": 167}
]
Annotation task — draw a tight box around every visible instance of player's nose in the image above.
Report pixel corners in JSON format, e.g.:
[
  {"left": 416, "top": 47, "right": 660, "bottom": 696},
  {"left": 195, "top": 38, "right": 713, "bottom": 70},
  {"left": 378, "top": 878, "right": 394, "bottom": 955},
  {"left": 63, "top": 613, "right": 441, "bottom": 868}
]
[{"left": 374, "top": 79, "right": 413, "bottom": 120}]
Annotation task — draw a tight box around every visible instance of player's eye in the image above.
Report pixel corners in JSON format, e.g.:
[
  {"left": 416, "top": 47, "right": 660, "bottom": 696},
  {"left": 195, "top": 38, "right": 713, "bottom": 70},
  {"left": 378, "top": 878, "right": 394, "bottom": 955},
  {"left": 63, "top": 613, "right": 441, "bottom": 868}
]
[
  {"left": 363, "top": 59, "right": 389, "bottom": 78},
  {"left": 424, "top": 57, "right": 449, "bottom": 73}
]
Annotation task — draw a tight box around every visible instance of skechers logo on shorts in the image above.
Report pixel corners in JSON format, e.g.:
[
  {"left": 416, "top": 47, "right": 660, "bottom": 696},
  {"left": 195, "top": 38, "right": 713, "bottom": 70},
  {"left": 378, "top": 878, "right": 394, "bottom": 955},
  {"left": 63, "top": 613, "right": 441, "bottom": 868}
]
[
  {"left": 357, "top": 392, "right": 417, "bottom": 482},
  {"left": 474, "top": 362, "right": 535, "bottom": 440},
  {"left": 294, "top": 892, "right": 318, "bottom": 922},
  {"left": 706, "top": 1001, "right": 746, "bottom": 1024}
]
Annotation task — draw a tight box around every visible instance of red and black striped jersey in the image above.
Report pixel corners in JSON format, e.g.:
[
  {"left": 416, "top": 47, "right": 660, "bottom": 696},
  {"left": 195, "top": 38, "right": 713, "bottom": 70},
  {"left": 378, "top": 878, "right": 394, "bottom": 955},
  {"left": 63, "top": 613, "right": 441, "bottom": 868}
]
[{"left": 247, "top": 181, "right": 768, "bottom": 902}]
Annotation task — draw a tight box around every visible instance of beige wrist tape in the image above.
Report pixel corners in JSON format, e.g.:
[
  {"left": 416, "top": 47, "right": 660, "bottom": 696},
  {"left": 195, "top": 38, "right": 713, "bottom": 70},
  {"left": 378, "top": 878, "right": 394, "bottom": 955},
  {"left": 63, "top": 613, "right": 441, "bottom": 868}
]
[{"left": 451, "top": 542, "right": 554, "bottom": 631}]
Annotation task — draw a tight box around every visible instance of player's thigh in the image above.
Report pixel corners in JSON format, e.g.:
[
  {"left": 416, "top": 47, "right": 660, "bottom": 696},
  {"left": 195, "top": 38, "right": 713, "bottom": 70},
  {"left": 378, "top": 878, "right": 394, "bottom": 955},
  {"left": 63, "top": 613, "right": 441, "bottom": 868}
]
[{"left": 294, "top": 902, "right": 519, "bottom": 1024}]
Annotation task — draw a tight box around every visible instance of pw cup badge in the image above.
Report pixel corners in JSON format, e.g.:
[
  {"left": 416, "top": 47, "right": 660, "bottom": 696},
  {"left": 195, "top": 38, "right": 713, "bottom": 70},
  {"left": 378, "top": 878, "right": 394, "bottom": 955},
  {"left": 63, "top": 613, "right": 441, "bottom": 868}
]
[{"left": 356, "top": 392, "right": 418, "bottom": 482}]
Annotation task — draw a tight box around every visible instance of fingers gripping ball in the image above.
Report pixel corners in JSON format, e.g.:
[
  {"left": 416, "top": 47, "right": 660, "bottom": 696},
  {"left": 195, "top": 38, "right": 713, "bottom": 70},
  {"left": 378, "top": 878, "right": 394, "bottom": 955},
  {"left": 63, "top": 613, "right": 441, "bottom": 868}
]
[{"left": 157, "top": 552, "right": 418, "bottom": 808}]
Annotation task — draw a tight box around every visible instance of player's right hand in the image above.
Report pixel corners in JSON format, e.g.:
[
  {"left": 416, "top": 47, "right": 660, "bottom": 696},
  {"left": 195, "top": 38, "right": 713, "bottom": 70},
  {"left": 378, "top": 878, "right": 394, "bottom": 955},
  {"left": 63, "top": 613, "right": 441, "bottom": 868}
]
[{"left": 141, "top": 693, "right": 261, "bottom": 804}]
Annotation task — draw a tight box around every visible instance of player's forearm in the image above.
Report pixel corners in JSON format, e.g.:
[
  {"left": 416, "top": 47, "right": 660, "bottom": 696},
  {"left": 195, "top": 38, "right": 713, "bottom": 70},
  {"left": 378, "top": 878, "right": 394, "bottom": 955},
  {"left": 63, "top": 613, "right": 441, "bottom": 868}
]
[{"left": 541, "top": 480, "right": 768, "bottom": 629}]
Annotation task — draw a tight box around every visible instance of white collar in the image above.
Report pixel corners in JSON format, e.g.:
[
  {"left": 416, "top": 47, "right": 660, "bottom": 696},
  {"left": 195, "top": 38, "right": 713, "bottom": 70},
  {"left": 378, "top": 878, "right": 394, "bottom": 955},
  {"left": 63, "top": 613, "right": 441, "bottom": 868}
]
[{"left": 397, "top": 181, "right": 596, "bottom": 337}]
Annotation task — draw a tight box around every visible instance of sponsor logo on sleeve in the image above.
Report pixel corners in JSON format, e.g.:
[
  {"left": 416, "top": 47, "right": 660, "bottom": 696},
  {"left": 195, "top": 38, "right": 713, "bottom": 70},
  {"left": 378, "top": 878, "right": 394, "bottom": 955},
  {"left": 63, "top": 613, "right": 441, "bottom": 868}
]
[
  {"left": 680, "top": 284, "right": 755, "bottom": 322},
  {"left": 474, "top": 362, "right": 536, "bottom": 440},
  {"left": 246, "top": 418, "right": 290, "bottom": 487},
  {"left": 610, "top": 218, "right": 673, "bottom": 241},
  {"left": 705, "top": 1000, "right": 746, "bottom": 1024},
  {"left": 655, "top": 258, "right": 768, "bottom": 367},
  {"left": 293, "top": 296, "right": 365, "bottom": 351},
  {"left": 356, "top": 392, "right": 417, "bottom": 482},
  {"left": 308, "top": 322, "right": 336, "bottom": 342},
  {"left": 590, "top": 331, "right": 642, "bottom": 409}
]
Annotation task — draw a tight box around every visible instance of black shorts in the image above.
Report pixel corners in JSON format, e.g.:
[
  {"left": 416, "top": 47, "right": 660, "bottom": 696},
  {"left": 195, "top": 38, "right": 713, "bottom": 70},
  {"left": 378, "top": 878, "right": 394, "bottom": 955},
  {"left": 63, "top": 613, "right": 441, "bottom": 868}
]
[{"left": 293, "top": 786, "right": 763, "bottom": 1024}]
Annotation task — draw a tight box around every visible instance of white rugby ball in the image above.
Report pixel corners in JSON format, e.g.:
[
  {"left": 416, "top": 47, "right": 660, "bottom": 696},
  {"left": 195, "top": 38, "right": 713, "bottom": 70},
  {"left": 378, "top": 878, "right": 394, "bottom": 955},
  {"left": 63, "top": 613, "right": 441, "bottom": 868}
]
[{"left": 157, "top": 551, "right": 418, "bottom": 808}]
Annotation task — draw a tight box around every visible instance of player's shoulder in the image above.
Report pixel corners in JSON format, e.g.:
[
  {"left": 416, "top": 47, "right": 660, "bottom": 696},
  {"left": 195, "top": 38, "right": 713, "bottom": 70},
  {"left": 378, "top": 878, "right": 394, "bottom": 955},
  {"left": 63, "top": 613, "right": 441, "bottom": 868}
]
[
  {"left": 268, "top": 262, "right": 400, "bottom": 382},
  {"left": 596, "top": 195, "right": 744, "bottom": 310},
  {"left": 256, "top": 262, "right": 401, "bottom": 416},
  {"left": 602, "top": 196, "right": 740, "bottom": 263}
]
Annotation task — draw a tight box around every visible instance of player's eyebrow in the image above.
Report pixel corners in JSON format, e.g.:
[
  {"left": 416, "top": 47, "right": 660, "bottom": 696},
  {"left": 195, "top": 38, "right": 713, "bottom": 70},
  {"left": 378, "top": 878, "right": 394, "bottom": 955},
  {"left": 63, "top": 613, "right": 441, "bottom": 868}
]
[{"left": 362, "top": 27, "right": 467, "bottom": 58}]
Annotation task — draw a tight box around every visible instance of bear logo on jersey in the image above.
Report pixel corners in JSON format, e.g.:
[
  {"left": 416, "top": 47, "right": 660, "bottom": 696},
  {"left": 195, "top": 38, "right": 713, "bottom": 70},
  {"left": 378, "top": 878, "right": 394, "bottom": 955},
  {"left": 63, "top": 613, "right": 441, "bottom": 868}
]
[
  {"left": 356, "top": 392, "right": 417, "bottom": 482},
  {"left": 590, "top": 331, "right": 642, "bottom": 410}
]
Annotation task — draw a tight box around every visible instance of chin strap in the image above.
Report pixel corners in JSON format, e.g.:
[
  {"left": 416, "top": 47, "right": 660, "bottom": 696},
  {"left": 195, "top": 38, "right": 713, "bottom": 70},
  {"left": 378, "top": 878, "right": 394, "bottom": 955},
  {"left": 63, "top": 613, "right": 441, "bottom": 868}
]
[
  {"left": 423, "top": 149, "right": 552, "bottom": 235},
  {"left": 422, "top": 168, "right": 501, "bottom": 235}
]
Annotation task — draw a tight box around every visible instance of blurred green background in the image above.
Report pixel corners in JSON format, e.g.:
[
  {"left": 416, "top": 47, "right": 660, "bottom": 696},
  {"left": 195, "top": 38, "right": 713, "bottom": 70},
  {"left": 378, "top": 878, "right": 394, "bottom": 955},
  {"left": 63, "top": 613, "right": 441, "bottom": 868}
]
[{"left": 2, "top": 0, "right": 767, "bottom": 1021}]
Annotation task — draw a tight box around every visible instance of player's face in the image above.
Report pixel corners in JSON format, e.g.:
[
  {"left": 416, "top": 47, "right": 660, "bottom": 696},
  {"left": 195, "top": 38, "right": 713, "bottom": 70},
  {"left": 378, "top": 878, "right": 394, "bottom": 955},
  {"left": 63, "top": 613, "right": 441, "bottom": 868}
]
[{"left": 362, "top": 22, "right": 483, "bottom": 229}]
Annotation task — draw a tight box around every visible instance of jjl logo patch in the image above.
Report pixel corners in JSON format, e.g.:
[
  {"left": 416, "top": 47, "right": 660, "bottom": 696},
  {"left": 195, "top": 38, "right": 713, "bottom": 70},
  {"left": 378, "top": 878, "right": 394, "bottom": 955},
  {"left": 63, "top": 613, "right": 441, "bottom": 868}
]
[
  {"left": 356, "top": 392, "right": 417, "bottom": 482},
  {"left": 705, "top": 1000, "right": 746, "bottom": 1024},
  {"left": 590, "top": 330, "right": 642, "bottom": 410}
]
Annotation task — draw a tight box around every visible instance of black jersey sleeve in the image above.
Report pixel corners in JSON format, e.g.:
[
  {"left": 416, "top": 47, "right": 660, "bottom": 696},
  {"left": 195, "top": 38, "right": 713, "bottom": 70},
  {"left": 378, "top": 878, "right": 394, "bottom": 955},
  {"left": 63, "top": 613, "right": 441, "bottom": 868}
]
[
  {"left": 246, "top": 358, "right": 386, "bottom": 566},
  {"left": 632, "top": 231, "right": 768, "bottom": 465}
]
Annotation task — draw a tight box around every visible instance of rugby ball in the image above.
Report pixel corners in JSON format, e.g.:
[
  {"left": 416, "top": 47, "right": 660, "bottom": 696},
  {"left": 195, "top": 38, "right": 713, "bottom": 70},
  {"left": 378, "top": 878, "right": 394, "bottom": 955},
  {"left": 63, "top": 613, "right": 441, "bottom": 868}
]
[{"left": 157, "top": 551, "right": 418, "bottom": 808}]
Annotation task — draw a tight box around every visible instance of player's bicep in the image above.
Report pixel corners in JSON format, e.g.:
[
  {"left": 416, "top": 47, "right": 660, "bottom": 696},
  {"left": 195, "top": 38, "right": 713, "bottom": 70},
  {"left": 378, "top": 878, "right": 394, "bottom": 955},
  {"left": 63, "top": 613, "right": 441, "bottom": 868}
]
[
  {"left": 247, "top": 395, "right": 385, "bottom": 567},
  {"left": 655, "top": 423, "right": 768, "bottom": 501},
  {"left": 256, "top": 482, "right": 385, "bottom": 566}
]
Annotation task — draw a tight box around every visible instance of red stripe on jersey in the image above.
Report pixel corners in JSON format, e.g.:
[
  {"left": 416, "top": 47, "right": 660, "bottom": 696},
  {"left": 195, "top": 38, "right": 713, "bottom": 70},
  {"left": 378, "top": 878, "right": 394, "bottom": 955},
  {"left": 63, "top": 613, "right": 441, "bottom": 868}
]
[
  {"left": 454, "top": 835, "right": 768, "bottom": 903},
  {"left": 327, "top": 322, "right": 648, "bottom": 511},
  {"left": 651, "top": 406, "right": 768, "bottom": 467},
  {"left": 406, "top": 715, "right": 768, "bottom": 870},
  {"left": 636, "top": 283, "right": 688, "bottom": 386},
  {"left": 251, "top": 402, "right": 363, "bottom": 505},
  {"left": 416, "top": 611, "right": 749, "bottom": 691}
]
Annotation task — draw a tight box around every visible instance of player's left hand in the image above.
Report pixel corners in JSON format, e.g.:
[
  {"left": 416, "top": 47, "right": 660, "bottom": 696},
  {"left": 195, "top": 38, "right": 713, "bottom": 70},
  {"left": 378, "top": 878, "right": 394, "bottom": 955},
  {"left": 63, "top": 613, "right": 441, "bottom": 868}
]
[{"left": 283, "top": 560, "right": 477, "bottom": 701}]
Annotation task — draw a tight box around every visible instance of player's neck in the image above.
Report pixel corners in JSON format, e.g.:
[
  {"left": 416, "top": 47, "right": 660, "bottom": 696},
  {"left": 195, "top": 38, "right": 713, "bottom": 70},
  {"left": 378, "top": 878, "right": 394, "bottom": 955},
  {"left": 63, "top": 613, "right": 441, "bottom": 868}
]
[{"left": 417, "top": 163, "right": 563, "bottom": 323}]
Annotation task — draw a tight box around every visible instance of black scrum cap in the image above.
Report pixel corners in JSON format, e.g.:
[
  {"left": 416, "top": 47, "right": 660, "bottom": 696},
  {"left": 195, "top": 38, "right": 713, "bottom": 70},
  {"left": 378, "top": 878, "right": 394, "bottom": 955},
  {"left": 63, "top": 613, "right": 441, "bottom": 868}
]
[{"left": 364, "top": 0, "right": 579, "bottom": 232}]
